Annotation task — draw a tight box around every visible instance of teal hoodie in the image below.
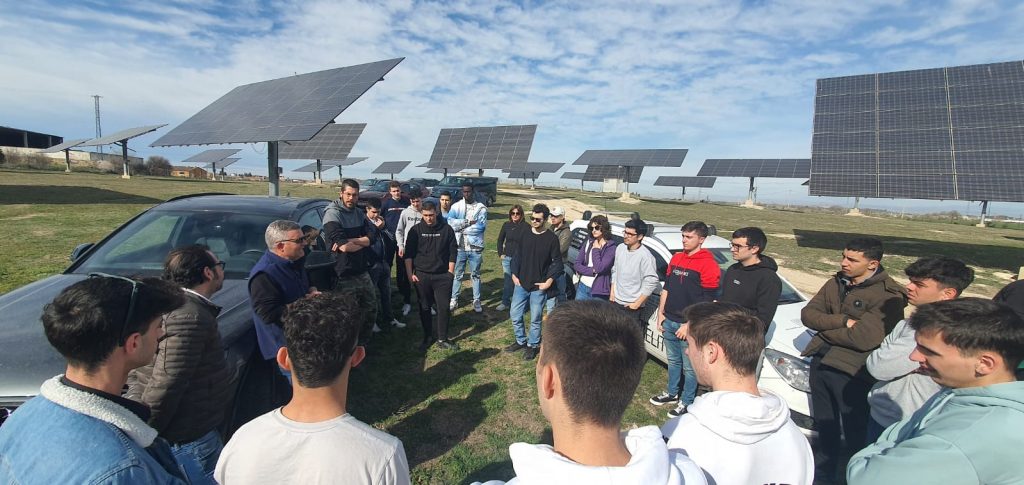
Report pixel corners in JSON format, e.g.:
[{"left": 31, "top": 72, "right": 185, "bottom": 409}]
[{"left": 847, "top": 381, "right": 1024, "bottom": 484}]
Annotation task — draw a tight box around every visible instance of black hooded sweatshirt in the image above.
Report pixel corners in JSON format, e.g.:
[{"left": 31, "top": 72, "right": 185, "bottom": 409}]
[
  {"left": 405, "top": 217, "right": 457, "bottom": 274},
  {"left": 719, "top": 254, "right": 783, "bottom": 329}
]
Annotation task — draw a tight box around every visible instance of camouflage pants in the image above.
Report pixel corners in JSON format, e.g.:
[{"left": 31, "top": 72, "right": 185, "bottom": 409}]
[{"left": 333, "top": 272, "right": 379, "bottom": 343}]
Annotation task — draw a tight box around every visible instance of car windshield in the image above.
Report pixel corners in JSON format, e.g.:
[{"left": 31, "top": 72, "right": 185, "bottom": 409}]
[
  {"left": 370, "top": 180, "right": 392, "bottom": 192},
  {"left": 71, "top": 209, "right": 283, "bottom": 279},
  {"left": 438, "top": 176, "right": 473, "bottom": 186}
]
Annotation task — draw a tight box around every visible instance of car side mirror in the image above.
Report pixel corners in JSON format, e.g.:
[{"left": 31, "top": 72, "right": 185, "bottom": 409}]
[{"left": 70, "top": 243, "right": 94, "bottom": 262}]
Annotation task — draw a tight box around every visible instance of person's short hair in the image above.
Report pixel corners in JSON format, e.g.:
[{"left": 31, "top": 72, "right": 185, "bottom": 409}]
[
  {"left": 282, "top": 293, "right": 363, "bottom": 387},
  {"left": 462, "top": 182, "right": 473, "bottom": 190},
  {"left": 440, "top": 191, "right": 452, "bottom": 199},
  {"left": 845, "top": 237, "right": 884, "bottom": 261},
  {"left": 539, "top": 300, "right": 646, "bottom": 427},
  {"left": 265, "top": 220, "right": 301, "bottom": 249},
  {"left": 911, "top": 297, "right": 1024, "bottom": 371},
  {"left": 625, "top": 218, "right": 647, "bottom": 237},
  {"left": 364, "top": 197, "right": 381, "bottom": 210},
  {"left": 163, "top": 244, "right": 216, "bottom": 288},
  {"left": 408, "top": 192, "right": 422, "bottom": 201},
  {"left": 588, "top": 215, "right": 611, "bottom": 237},
  {"left": 42, "top": 276, "right": 185, "bottom": 371},
  {"left": 532, "top": 203, "right": 550, "bottom": 219},
  {"left": 388, "top": 180, "right": 401, "bottom": 190},
  {"left": 904, "top": 257, "right": 974, "bottom": 296},
  {"left": 420, "top": 200, "right": 437, "bottom": 213},
  {"left": 684, "top": 302, "right": 765, "bottom": 376},
  {"left": 680, "top": 220, "right": 709, "bottom": 238},
  {"left": 732, "top": 227, "right": 768, "bottom": 255},
  {"left": 509, "top": 204, "right": 524, "bottom": 220},
  {"left": 341, "top": 178, "right": 360, "bottom": 192}
]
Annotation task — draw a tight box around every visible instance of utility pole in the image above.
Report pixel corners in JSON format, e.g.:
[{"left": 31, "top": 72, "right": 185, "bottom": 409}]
[{"left": 92, "top": 95, "right": 103, "bottom": 155}]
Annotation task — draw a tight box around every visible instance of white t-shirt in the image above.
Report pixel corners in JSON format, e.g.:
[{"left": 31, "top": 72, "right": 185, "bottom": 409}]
[{"left": 215, "top": 408, "right": 410, "bottom": 485}]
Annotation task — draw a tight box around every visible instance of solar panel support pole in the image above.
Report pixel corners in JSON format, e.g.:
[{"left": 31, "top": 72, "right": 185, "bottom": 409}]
[
  {"left": 743, "top": 177, "right": 756, "bottom": 206},
  {"left": 64, "top": 150, "right": 72, "bottom": 173},
  {"left": 314, "top": 160, "right": 323, "bottom": 185},
  {"left": 268, "top": 141, "right": 280, "bottom": 196},
  {"left": 680, "top": 187, "right": 686, "bottom": 200},
  {"left": 120, "top": 141, "right": 130, "bottom": 179},
  {"left": 977, "top": 201, "right": 989, "bottom": 227}
]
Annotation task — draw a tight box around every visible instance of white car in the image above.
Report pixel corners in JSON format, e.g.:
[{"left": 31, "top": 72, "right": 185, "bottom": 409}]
[{"left": 568, "top": 214, "right": 816, "bottom": 434}]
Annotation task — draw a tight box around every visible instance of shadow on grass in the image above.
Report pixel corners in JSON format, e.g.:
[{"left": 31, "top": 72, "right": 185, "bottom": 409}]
[
  {"left": 793, "top": 229, "right": 1023, "bottom": 272},
  {"left": 391, "top": 382, "right": 500, "bottom": 467},
  {"left": 0, "top": 185, "right": 162, "bottom": 205}
]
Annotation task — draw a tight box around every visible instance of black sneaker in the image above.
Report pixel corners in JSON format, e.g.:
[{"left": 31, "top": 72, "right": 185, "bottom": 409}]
[
  {"left": 667, "top": 402, "right": 688, "bottom": 418},
  {"left": 504, "top": 342, "right": 526, "bottom": 353},
  {"left": 437, "top": 340, "right": 460, "bottom": 351},
  {"left": 523, "top": 346, "right": 539, "bottom": 361},
  {"left": 649, "top": 393, "right": 679, "bottom": 406}
]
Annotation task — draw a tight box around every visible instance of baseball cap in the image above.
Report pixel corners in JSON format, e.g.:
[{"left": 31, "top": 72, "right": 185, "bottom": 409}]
[{"left": 550, "top": 207, "right": 565, "bottom": 217}]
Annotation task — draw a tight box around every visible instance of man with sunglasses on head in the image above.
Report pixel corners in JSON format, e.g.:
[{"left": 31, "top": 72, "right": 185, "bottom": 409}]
[
  {"left": 448, "top": 183, "right": 488, "bottom": 313},
  {"left": 249, "top": 220, "right": 320, "bottom": 382},
  {"left": 719, "top": 227, "right": 782, "bottom": 332},
  {"left": 126, "top": 245, "right": 233, "bottom": 481},
  {"left": 610, "top": 218, "right": 659, "bottom": 327},
  {"left": 506, "top": 203, "right": 563, "bottom": 361},
  {"left": 0, "top": 275, "right": 194, "bottom": 484}
]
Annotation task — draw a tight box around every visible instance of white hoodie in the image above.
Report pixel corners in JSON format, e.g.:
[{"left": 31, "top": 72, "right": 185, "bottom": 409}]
[
  {"left": 662, "top": 389, "right": 813, "bottom": 485},
  {"left": 474, "top": 426, "right": 706, "bottom": 485}
]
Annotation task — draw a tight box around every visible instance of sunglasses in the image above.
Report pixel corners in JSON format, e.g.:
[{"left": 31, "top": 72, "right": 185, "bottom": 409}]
[
  {"left": 277, "top": 237, "right": 308, "bottom": 245},
  {"left": 510, "top": 211, "right": 522, "bottom": 215},
  {"left": 590, "top": 226, "right": 602, "bottom": 232},
  {"left": 212, "top": 261, "right": 226, "bottom": 270},
  {"left": 88, "top": 272, "right": 141, "bottom": 346},
  {"left": 623, "top": 231, "right": 639, "bottom": 237},
  {"left": 531, "top": 217, "right": 545, "bottom": 223}
]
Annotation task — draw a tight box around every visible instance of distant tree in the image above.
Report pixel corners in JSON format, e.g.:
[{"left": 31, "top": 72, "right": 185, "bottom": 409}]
[
  {"left": 130, "top": 160, "right": 149, "bottom": 175},
  {"left": 0, "top": 149, "right": 6, "bottom": 165},
  {"left": 145, "top": 156, "right": 172, "bottom": 176}
]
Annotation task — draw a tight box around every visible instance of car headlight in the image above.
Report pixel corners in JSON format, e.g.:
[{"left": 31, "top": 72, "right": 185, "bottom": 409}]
[{"left": 763, "top": 348, "right": 811, "bottom": 393}]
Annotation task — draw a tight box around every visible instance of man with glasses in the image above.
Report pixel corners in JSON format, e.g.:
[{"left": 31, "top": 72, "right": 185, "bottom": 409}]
[
  {"left": 126, "top": 245, "right": 234, "bottom": 480},
  {"left": 548, "top": 206, "right": 573, "bottom": 306},
  {"left": 448, "top": 183, "right": 488, "bottom": 313},
  {"left": 404, "top": 201, "right": 459, "bottom": 351},
  {"left": 506, "top": 204, "right": 562, "bottom": 361},
  {"left": 610, "top": 218, "right": 659, "bottom": 326},
  {"left": 383, "top": 181, "right": 413, "bottom": 316},
  {"left": 0, "top": 275, "right": 194, "bottom": 484},
  {"left": 719, "top": 227, "right": 782, "bottom": 331},
  {"left": 323, "top": 178, "right": 380, "bottom": 344},
  {"left": 250, "top": 220, "right": 320, "bottom": 381}
]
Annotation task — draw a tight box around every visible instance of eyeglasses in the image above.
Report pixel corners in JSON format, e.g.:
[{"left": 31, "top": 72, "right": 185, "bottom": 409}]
[
  {"left": 277, "top": 237, "right": 307, "bottom": 245},
  {"left": 530, "top": 217, "right": 545, "bottom": 223},
  {"left": 88, "top": 272, "right": 141, "bottom": 346},
  {"left": 623, "top": 231, "right": 639, "bottom": 237},
  {"left": 730, "top": 243, "right": 749, "bottom": 250},
  {"left": 212, "top": 261, "right": 226, "bottom": 270}
]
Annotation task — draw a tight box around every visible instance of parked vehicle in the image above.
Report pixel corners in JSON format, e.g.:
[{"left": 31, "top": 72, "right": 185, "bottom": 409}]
[
  {"left": 567, "top": 213, "right": 816, "bottom": 434},
  {"left": 430, "top": 176, "right": 498, "bottom": 206},
  {"left": 409, "top": 177, "right": 441, "bottom": 190},
  {"left": 0, "top": 194, "right": 334, "bottom": 434},
  {"left": 358, "top": 179, "right": 430, "bottom": 205}
]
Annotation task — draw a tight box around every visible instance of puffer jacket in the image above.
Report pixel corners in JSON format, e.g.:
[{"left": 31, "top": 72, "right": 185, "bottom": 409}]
[
  {"left": 800, "top": 267, "right": 907, "bottom": 378},
  {"left": 126, "top": 290, "right": 233, "bottom": 444}
]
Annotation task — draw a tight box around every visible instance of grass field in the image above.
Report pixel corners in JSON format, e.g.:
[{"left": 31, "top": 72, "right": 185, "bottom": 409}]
[{"left": 2, "top": 168, "right": 1022, "bottom": 483}]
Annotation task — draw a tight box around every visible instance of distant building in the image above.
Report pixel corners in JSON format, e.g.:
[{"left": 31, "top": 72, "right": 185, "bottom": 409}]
[
  {"left": 170, "top": 166, "right": 209, "bottom": 179},
  {"left": 0, "top": 126, "right": 62, "bottom": 149}
]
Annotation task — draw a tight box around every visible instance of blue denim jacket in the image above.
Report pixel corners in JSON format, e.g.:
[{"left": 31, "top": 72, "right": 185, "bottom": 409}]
[
  {"left": 0, "top": 376, "right": 190, "bottom": 484},
  {"left": 447, "top": 199, "right": 487, "bottom": 250}
]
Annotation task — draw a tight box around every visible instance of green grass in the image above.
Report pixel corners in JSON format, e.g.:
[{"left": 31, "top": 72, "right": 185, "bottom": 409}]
[{"left": 2, "top": 169, "right": 1021, "bottom": 483}]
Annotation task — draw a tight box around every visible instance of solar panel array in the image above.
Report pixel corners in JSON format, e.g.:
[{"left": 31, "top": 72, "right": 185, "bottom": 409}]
[
  {"left": 502, "top": 162, "right": 564, "bottom": 174},
  {"left": 206, "top": 158, "right": 239, "bottom": 170},
  {"left": 40, "top": 139, "right": 88, "bottom": 153},
  {"left": 654, "top": 176, "right": 717, "bottom": 188},
  {"left": 583, "top": 164, "right": 643, "bottom": 183},
  {"left": 278, "top": 123, "right": 366, "bottom": 160},
  {"left": 810, "top": 60, "right": 1024, "bottom": 201},
  {"left": 425, "top": 167, "right": 449, "bottom": 174},
  {"left": 372, "top": 161, "right": 411, "bottom": 174},
  {"left": 427, "top": 125, "right": 537, "bottom": 169},
  {"left": 293, "top": 161, "right": 336, "bottom": 172},
  {"left": 572, "top": 149, "right": 688, "bottom": 167},
  {"left": 182, "top": 149, "right": 240, "bottom": 165},
  {"left": 81, "top": 125, "right": 166, "bottom": 146},
  {"left": 151, "top": 58, "right": 402, "bottom": 147},
  {"left": 560, "top": 172, "right": 586, "bottom": 180},
  {"left": 697, "top": 159, "right": 810, "bottom": 178}
]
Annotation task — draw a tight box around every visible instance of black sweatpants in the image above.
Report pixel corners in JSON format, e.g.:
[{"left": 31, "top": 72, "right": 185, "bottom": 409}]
[
  {"left": 414, "top": 270, "right": 454, "bottom": 341},
  {"left": 395, "top": 252, "right": 412, "bottom": 304},
  {"left": 809, "top": 357, "right": 873, "bottom": 481}
]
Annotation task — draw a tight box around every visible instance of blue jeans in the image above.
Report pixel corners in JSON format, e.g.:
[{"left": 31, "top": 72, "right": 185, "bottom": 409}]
[
  {"left": 171, "top": 429, "right": 223, "bottom": 484},
  {"left": 511, "top": 285, "right": 546, "bottom": 347},
  {"left": 501, "top": 256, "right": 513, "bottom": 307},
  {"left": 575, "top": 282, "right": 593, "bottom": 300},
  {"left": 451, "top": 249, "right": 483, "bottom": 301},
  {"left": 663, "top": 318, "right": 697, "bottom": 404}
]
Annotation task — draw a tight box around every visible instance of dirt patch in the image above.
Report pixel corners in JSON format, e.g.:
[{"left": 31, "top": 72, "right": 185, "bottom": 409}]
[
  {"left": 0, "top": 213, "right": 43, "bottom": 221},
  {"left": 769, "top": 233, "right": 797, "bottom": 240},
  {"left": 778, "top": 267, "right": 828, "bottom": 296}
]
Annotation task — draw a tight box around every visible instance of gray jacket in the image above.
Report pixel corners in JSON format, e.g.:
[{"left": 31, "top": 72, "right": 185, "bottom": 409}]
[{"left": 865, "top": 318, "right": 943, "bottom": 427}]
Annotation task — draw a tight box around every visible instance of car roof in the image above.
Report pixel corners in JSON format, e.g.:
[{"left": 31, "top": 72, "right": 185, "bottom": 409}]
[
  {"left": 156, "top": 194, "right": 327, "bottom": 216},
  {"left": 571, "top": 218, "right": 730, "bottom": 249}
]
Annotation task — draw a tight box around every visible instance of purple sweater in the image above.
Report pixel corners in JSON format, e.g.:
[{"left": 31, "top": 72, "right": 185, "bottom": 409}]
[{"left": 574, "top": 238, "right": 618, "bottom": 296}]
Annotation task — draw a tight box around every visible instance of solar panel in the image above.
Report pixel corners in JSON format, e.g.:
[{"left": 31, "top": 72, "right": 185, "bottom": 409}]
[
  {"left": 80, "top": 125, "right": 166, "bottom": 146},
  {"left": 278, "top": 123, "right": 366, "bottom": 160},
  {"left": 572, "top": 149, "right": 688, "bottom": 167},
  {"left": 205, "top": 158, "right": 239, "bottom": 170},
  {"left": 560, "top": 172, "right": 586, "bottom": 180},
  {"left": 653, "top": 176, "right": 717, "bottom": 188},
  {"left": 697, "top": 159, "right": 811, "bottom": 178},
  {"left": 293, "top": 161, "right": 336, "bottom": 172},
  {"left": 372, "top": 161, "right": 411, "bottom": 174},
  {"left": 810, "top": 60, "right": 1024, "bottom": 201},
  {"left": 182, "top": 149, "right": 240, "bottom": 165},
  {"left": 426, "top": 125, "right": 536, "bottom": 169},
  {"left": 426, "top": 167, "right": 449, "bottom": 174},
  {"left": 40, "top": 139, "right": 88, "bottom": 153},
  {"left": 583, "top": 164, "right": 643, "bottom": 183},
  {"left": 502, "top": 162, "right": 564, "bottom": 173},
  {"left": 151, "top": 58, "right": 402, "bottom": 147}
]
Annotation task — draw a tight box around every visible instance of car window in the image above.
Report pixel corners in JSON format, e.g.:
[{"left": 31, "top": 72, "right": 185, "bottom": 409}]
[
  {"left": 370, "top": 181, "right": 391, "bottom": 192},
  {"left": 298, "top": 208, "right": 323, "bottom": 230},
  {"left": 704, "top": 248, "right": 804, "bottom": 303}
]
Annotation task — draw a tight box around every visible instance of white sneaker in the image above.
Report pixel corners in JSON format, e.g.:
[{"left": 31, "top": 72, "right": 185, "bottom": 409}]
[
  {"left": 449, "top": 298, "right": 457, "bottom": 311},
  {"left": 496, "top": 303, "right": 508, "bottom": 311},
  {"left": 401, "top": 304, "right": 411, "bottom": 316},
  {"left": 372, "top": 323, "right": 382, "bottom": 333},
  {"left": 390, "top": 319, "right": 406, "bottom": 329},
  {"left": 431, "top": 307, "right": 437, "bottom": 316},
  {"left": 473, "top": 300, "right": 483, "bottom": 313}
]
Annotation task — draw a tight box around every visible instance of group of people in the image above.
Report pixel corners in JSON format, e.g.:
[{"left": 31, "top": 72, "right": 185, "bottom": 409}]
[{"left": 1, "top": 182, "right": 1023, "bottom": 484}]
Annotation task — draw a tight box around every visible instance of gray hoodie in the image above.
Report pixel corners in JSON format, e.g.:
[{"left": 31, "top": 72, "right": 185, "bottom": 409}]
[
  {"left": 865, "top": 318, "right": 943, "bottom": 427},
  {"left": 395, "top": 205, "right": 421, "bottom": 251}
]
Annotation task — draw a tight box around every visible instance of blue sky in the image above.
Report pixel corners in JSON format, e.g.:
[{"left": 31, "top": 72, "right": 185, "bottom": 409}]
[{"left": 2, "top": 0, "right": 1023, "bottom": 216}]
